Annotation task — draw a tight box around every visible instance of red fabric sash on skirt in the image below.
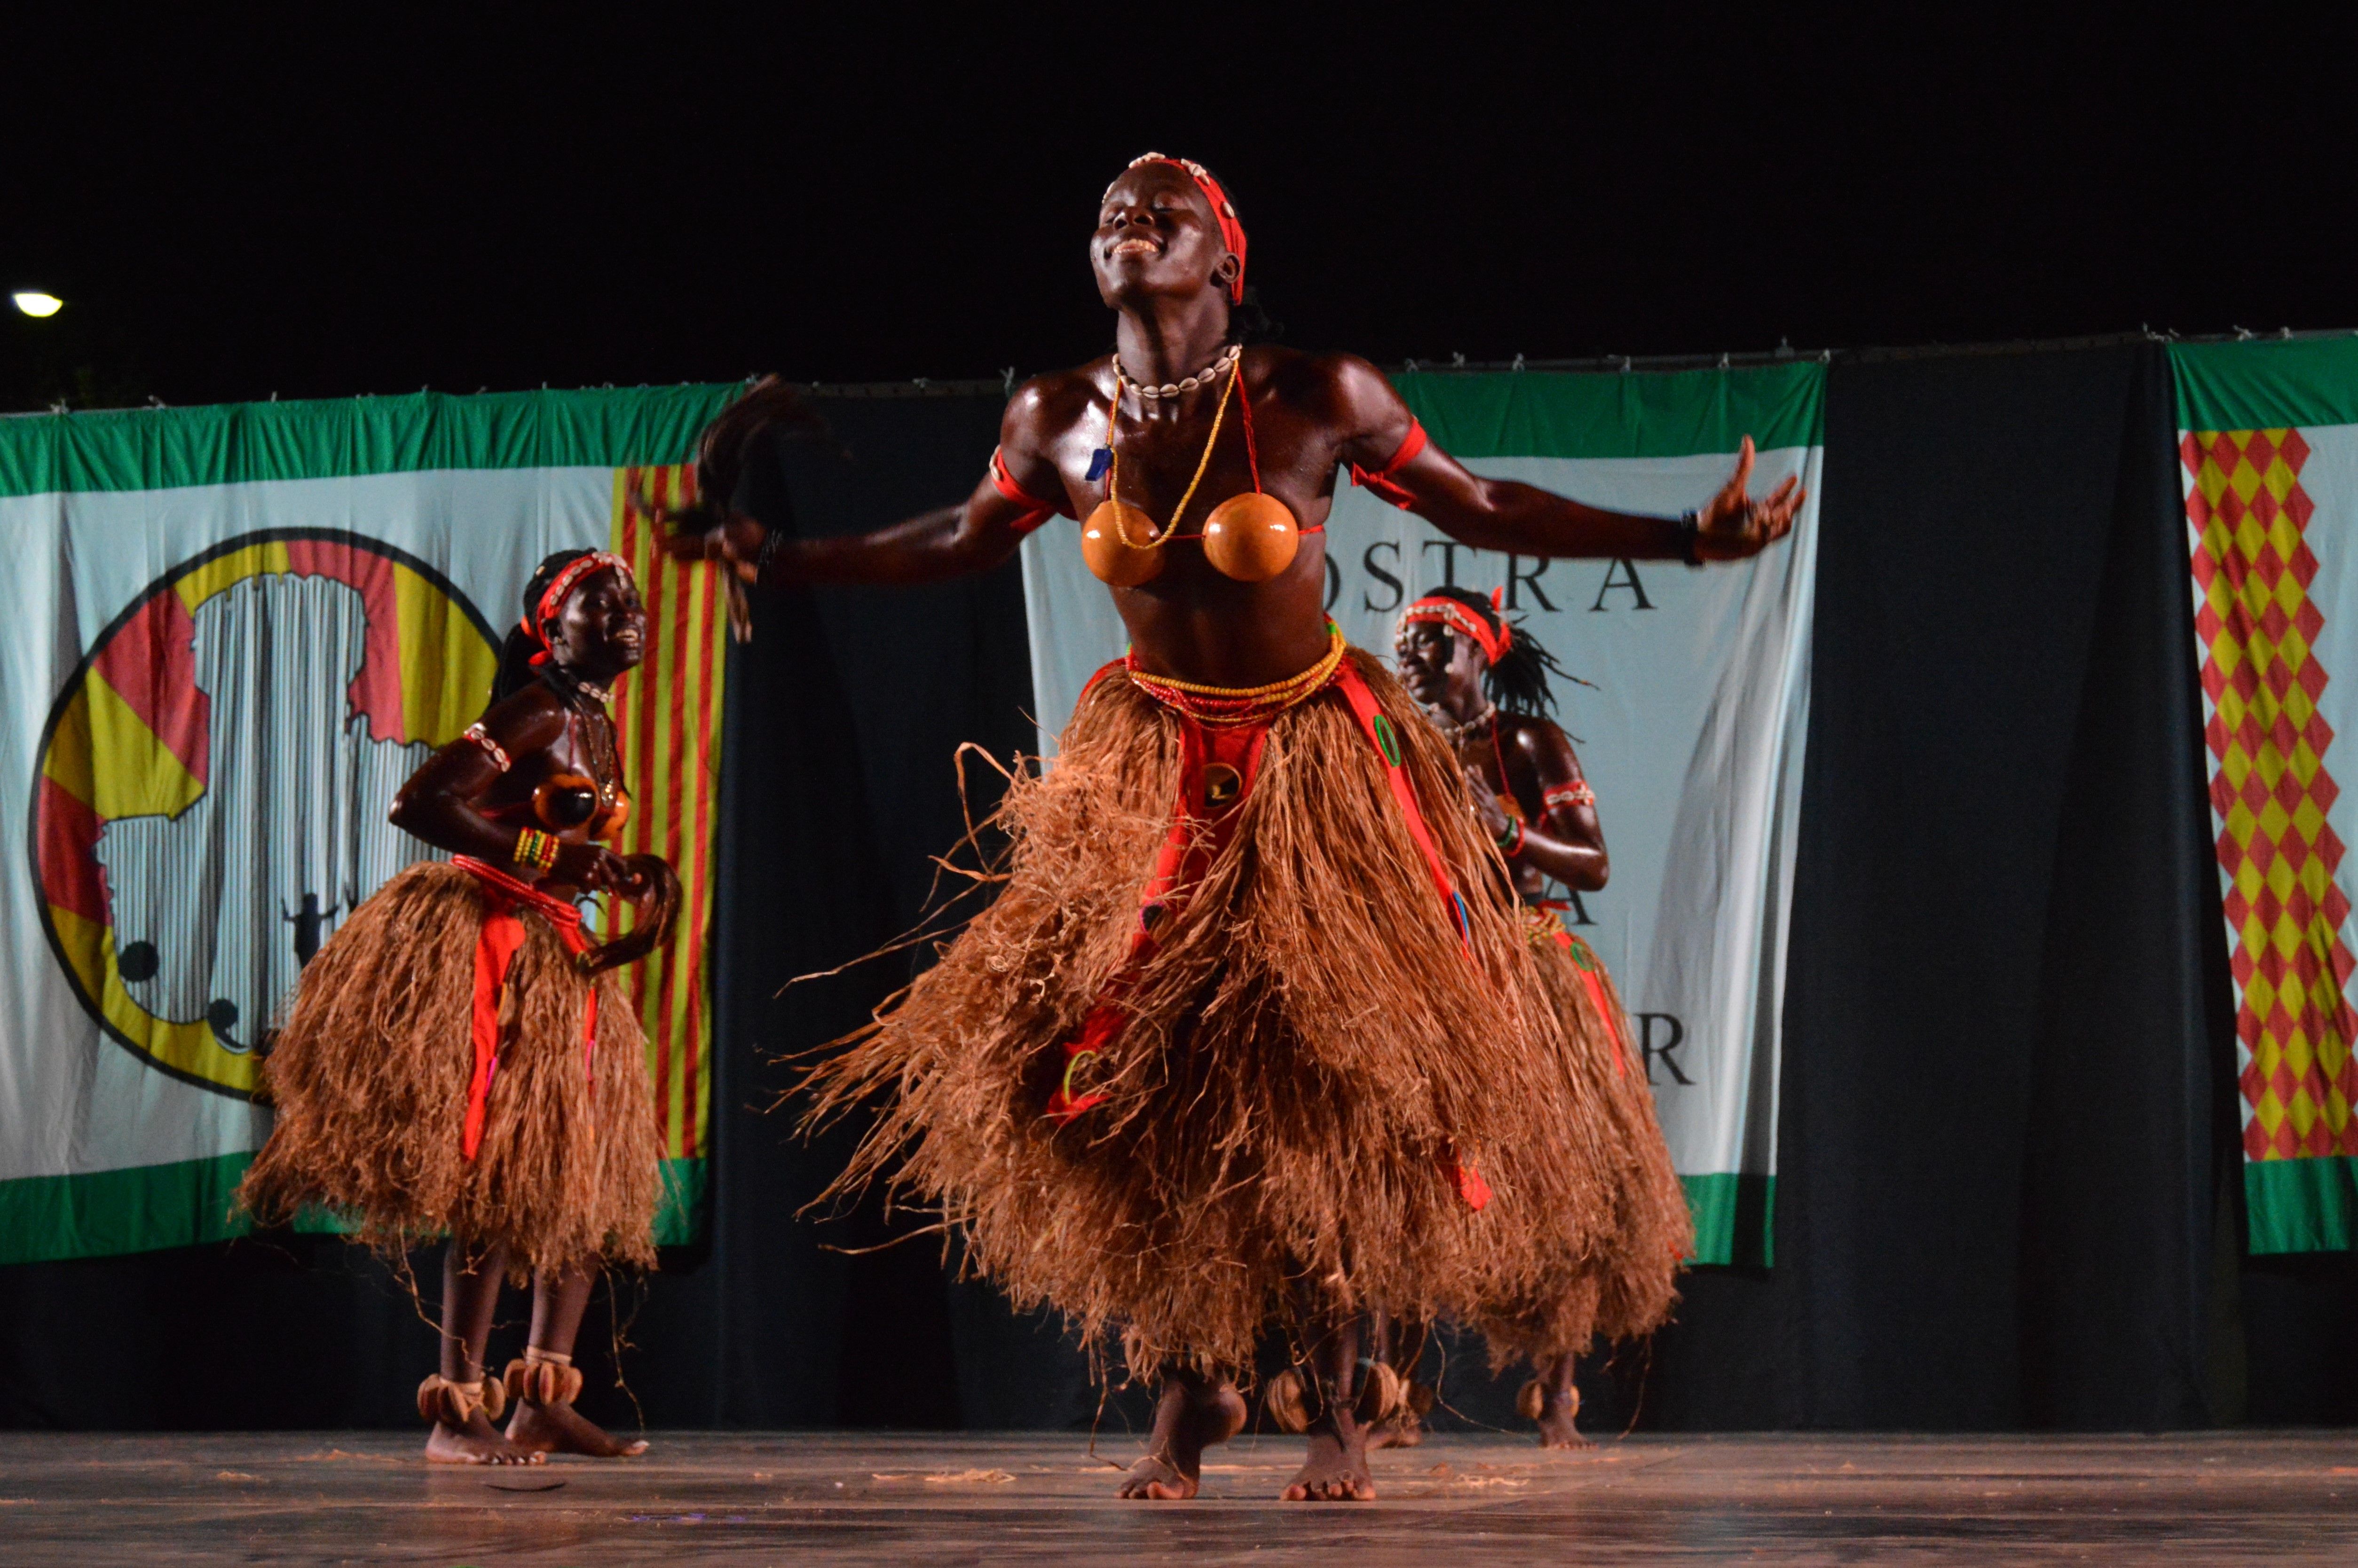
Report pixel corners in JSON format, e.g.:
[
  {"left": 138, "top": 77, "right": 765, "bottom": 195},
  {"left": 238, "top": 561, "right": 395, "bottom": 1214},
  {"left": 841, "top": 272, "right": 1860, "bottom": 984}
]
[
  {"left": 1537, "top": 902, "right": 1632, "bottom": 1080},
  {"left": 450, "top": 856, "right": 598, "bottom": 1160}
]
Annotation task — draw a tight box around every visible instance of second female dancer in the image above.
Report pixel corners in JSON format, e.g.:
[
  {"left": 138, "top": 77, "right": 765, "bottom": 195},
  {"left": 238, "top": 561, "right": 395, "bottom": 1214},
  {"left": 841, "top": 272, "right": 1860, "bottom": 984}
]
[
  {"left": 676, "top": 153, "right": 1798, "bottom": 1500},
  {"left": 1394, "top": 586, "right": 1690, "bottom": 1448},
  {"left": 239, "top": 550, "right": 675, "bottom": 1466}
]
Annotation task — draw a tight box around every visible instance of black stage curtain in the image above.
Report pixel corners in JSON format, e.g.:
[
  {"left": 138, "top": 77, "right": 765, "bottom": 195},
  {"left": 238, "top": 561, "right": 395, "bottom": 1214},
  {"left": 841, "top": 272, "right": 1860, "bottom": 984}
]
[
  {"left": 7, "top": 352, "right": 2353, "bottom": 1433},
  {"left": 1571, "top": 342, "right": 2234, "bottom": 1431}
]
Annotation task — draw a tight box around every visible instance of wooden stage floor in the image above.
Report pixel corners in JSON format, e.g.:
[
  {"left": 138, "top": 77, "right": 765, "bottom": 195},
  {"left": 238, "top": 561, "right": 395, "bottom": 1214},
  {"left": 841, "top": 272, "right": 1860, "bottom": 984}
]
[{"left": 2, "top": 1429, "right": 2354, "bottom": 1564}]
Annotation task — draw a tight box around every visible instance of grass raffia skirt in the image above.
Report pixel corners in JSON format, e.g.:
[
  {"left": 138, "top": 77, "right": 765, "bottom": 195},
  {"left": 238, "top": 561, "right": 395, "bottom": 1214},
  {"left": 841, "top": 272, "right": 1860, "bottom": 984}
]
[
  {"left": 236, "top": 861, "right": 661, "bottom": 1277},
  {"left": 808, "top": 647, "right": 1683, "bottom": 1375},
  {"left": 1490, "top": 911, "right": 1692, "bottom": 1356}
]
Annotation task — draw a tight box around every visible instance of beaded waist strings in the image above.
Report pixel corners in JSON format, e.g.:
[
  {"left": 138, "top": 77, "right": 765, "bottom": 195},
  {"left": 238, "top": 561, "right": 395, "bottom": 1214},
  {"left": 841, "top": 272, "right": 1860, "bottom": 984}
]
[{"left": 1123, "top": 625, "right": 1348, "bottom": 726}]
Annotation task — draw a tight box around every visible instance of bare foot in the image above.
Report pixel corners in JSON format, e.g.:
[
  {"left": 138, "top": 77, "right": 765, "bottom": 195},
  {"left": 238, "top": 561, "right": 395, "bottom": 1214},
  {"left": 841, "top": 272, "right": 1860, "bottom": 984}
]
[
  {"left": 1118, "top": 1451, "right": 1197, "bottom": 1501},
  {"left": 425, "top": 1413, "right": 542, "bottom": 1466},
  {"left": 506, "top": 1399, "right": 649, "bottom": 1458},
  {"left": 1117, "top": 1380, "right": 1245, "bottom": 1500},
  {"left": 1535, "top": 1386, "right": 1591, "bottom": 1450},
  {"left": 1281, "top": 1420, "right": 1375, "bottom": 1501}
]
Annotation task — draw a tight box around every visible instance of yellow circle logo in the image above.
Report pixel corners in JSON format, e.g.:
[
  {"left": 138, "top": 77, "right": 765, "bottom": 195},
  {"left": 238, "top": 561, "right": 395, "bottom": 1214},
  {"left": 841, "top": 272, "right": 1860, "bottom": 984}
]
[{"left": 31, "top": 531, "right": 497, "bottom": 1098}]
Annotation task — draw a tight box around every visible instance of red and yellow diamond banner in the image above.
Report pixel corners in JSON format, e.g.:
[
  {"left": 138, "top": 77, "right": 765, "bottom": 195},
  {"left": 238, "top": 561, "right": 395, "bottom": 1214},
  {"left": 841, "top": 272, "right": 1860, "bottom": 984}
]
[{"left": 2185, "top": 418, "right": 2358, "bottom": 1249}]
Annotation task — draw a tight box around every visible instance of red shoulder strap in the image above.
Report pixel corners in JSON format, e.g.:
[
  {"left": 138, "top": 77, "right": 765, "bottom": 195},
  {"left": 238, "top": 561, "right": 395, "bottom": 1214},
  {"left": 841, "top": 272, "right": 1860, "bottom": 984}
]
[
  {"left": 992, "top": 447, "right": 1072, "bottom": 536},
  {"left": 1348, "top": 418, "right": 1429, "bottom": 509}
]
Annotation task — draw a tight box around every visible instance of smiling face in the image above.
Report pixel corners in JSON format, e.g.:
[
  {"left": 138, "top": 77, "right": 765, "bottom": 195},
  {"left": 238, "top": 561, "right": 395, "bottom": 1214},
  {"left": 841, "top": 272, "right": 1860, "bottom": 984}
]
[
  {"left": 1092, "top": 163, "right": 1238, "bottom": 312},
  {"left": 1395, "top": 620, "right": 1488, "bottom": 715},
  {"left": 548, "top": 566, "right": 646, "bottom": 683}
]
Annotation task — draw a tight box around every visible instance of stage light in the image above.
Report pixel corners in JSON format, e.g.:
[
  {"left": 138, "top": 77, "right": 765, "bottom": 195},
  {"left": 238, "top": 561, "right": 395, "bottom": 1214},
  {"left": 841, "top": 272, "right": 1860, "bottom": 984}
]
[{"left": 12, "top": 292, "right": 63, "bottom": 318}]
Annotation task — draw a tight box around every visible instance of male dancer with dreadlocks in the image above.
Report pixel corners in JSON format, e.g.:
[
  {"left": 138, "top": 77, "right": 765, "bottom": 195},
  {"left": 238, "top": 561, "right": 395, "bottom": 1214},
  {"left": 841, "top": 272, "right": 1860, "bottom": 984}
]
[
  {"left": 1395, "top": 586, "right": 1690, "bottom": 1448},
  {"left": 673, "top": 153, "right": 1796, "bottom": 1501}
]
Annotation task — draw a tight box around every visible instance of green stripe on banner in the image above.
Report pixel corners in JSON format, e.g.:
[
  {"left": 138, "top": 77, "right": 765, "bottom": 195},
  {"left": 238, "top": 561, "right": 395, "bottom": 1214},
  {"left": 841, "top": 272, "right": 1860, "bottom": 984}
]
[
  {"left": 0, "top": 371, "right": 1827, "bottom": 496},
  {"left": 2244, "top": 1156, "right": 2358, "bottom": 1254},
  {"left": 653, "top": 1156, "right": 707, "bottom": 1247},
  {"left": 0, "top": 1154, "right": 709, "bottom": 1265},
  {"left": 2171, "top": 339, "right": 2358, "bottom": 434},
  {"left": 0, "top": 385, "right": 743, "bottom": 500},
  {"left": 0, "top": 1151, "right": 252, "bottom": 1265},
  {"left": 1394, "top": 362, "right": 1825, "bottom": 461},
  {"left": 1681, "top": 1172, "right": 1774, "bottom": 1268}
]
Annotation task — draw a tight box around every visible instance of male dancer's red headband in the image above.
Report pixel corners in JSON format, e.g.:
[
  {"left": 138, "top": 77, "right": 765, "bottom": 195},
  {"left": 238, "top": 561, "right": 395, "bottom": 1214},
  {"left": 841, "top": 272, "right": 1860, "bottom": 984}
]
[
  {"left": 1122, "top": 152, "right": 1248, "bottom": 305},
  {"left": 528, "top": 551, "right": 633, "bottom": 666},
  {"left": 1398, "top": 588, "right": 1508, "bottom": 666}
]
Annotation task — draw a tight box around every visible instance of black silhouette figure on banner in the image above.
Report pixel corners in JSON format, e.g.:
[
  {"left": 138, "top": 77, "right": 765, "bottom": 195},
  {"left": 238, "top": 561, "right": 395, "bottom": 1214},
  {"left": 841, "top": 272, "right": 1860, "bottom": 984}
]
[{"left": 283, "top": 893, "right": 340, "bottom": 967}]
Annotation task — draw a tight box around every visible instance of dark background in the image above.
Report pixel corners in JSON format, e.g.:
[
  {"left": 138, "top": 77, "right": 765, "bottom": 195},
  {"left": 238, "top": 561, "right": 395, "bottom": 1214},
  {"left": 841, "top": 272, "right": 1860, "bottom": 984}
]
[
  {"left": 3, "top": 8, "right": 2358, "bottom": 410},
  {"left": 9, "top": 347, "right": 2358, "bottom": 1434}
]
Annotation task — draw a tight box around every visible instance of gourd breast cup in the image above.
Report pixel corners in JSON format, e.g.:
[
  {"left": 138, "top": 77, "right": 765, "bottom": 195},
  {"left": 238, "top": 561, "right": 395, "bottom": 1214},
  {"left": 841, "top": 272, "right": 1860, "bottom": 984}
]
[
  {"left": 1081, "top": 501, "right": 1166, "bottom": 586},
  {"left": 1201, "top": 493, "right": 1299, "bottom": 582}
]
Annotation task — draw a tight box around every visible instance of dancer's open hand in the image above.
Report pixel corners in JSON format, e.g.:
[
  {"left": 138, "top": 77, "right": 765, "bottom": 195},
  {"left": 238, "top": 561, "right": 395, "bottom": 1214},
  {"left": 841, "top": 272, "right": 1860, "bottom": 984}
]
[
  {"left": 1466, "top": 766, "right": 1514, "bottom": 840},
  {"left": 1694, "top": 436, "right": 1805, "bottom": 560}
]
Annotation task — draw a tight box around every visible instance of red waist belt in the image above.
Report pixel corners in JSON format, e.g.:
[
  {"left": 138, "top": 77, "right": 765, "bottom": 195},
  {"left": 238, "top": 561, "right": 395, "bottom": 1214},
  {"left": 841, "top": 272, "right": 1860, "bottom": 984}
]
[{"left": 450, "top": 856, "right": 598, "bottom": 1160}]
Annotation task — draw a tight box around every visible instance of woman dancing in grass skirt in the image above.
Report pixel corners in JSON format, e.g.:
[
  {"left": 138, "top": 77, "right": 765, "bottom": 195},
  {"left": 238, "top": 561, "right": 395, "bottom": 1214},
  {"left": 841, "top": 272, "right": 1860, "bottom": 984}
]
[
  {"left": 238, "top": 550, "right": 676, "bottom": 1466},
  {"left": 673, "top": 153, "right": 1797, "bottom": 1499},
  {"left": 1395, "top": 586, "right": 1691, "bottom": 1448}
]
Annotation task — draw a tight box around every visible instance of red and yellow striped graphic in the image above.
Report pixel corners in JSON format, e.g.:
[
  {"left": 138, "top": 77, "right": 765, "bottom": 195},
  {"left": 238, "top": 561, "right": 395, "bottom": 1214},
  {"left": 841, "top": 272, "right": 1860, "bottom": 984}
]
[
  {"left": 602, "top": 466, "right": 724, "bottom": 1163},
  {"left": 2185, "top": 428, "right": 2358, "bottom": 1162}
]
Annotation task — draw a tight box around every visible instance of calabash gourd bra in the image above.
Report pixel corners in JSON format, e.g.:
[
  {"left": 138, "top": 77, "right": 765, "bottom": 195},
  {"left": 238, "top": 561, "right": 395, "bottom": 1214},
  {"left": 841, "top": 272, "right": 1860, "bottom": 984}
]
[{"left": 986, "top": 367, "right": 1430, "bottom": 584}]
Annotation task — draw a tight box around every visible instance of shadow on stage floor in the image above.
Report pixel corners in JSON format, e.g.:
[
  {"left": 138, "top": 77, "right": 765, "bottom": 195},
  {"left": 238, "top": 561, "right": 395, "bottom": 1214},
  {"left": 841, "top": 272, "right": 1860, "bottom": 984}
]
[{"left": 2, "top": 1429, "right": 2355, "bottom": 1564}]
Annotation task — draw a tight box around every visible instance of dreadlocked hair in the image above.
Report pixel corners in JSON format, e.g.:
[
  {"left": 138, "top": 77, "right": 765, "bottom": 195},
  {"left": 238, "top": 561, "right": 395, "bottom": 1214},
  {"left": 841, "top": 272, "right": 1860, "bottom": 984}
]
[
  {"left": 1423, "top": 586, "right": 1574, "bottom": 717},
  {"left": 487, "top": 549, "right": 595, "bottom": 712}
]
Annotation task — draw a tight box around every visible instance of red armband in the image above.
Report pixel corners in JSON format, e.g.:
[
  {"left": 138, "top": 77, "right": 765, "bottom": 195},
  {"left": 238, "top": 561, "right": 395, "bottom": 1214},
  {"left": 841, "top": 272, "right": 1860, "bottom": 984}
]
[
  {"left": 1543, "top": 781, "right": 1597, "bottom": 812},
  {"left": 991, "top": 447, "right": 1071, "bottom": 536},
  {"left": 1349, "top": 418, "right": 1429, "bottom": 509}
]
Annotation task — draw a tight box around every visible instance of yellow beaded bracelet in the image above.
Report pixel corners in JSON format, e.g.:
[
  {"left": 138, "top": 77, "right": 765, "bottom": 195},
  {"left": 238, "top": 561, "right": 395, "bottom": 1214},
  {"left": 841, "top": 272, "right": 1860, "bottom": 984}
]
[{"left": 513, "top": 827, "right": 559, "bottom": 873}]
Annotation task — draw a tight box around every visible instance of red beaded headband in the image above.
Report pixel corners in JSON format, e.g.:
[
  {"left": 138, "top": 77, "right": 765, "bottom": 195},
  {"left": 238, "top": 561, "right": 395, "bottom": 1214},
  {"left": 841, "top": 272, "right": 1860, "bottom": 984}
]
[
  {"left": 528, "top": 551, "right": 633, "bottom": 666},
  {"left": 1121, "top": 152, "right": 1248, "bottom": 305},
  {"left": 1398, "top": 591, "right": 1507, "bottom": 666}
]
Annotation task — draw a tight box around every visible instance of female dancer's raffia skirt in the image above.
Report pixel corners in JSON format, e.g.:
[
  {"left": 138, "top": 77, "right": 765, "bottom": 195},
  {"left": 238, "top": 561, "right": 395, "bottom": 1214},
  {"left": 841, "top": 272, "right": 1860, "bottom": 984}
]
[
  {"left": 237, "top": 862, "right": 662, "bottom": 1277},
  {"left": 808, "top": 647, "right": 1684, "bottom": 1374},
  {"left": 1503, "top": 910, "right": 1692, "bottom": 1354}
]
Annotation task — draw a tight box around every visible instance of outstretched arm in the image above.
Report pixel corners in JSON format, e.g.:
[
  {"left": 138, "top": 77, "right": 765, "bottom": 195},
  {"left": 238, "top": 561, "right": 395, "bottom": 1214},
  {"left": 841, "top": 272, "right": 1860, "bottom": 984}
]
[
  {"left": 664, "top": 380, "right": 1063, "bottom": 587},
  {"left": 1327, "top": 358, "right": 1803, "bottom": 561}
]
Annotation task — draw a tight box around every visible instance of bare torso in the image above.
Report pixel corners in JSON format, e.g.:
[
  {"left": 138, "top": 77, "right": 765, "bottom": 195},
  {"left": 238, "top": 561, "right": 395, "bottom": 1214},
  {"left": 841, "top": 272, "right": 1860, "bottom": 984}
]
[
  {"left": 1010, "top": 344, "right": 1377, "bottom": 685},
  {"left": 684, "top": 163, "right": 1798, "bottom": 694}
]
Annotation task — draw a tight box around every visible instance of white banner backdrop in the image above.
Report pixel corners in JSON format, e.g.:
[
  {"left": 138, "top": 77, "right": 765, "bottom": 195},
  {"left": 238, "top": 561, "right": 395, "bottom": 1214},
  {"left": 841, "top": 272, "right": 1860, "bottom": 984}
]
[
  {"left": 2, "top": 469, "right": 600, "bottom": 1187},
  {"left": 1020, "top": 369, "right": 1820, "bottom": 1263},
  {"left": 0, "top": 386, "right": 735, "bottom": 1263}
]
